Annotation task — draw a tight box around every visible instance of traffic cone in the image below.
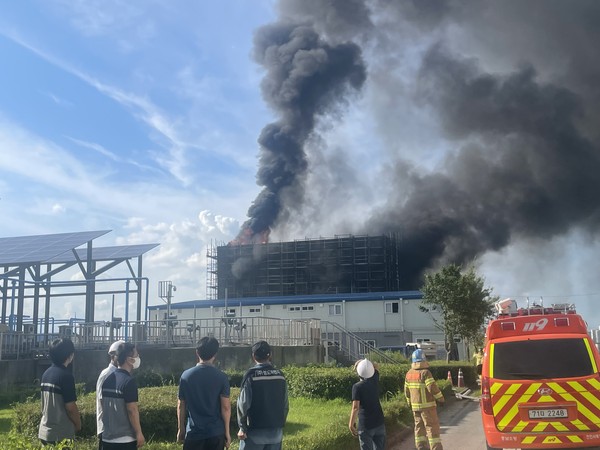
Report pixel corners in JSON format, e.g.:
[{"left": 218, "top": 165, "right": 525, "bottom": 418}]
[
  {"left": 447, "top": 369, "right": 453, "bottom": 386},
  {"left": 458, "top": 368, "right": 465, "bottom": 388}
]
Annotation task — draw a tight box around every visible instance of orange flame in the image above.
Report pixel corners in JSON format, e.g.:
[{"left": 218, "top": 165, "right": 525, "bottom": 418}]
[{"left": 229, "top": 226, "right": 270, "bottom": 246}]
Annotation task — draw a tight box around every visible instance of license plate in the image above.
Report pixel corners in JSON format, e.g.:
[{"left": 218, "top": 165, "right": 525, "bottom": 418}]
[{"left": 528, "top": 408, "right": 568, "bottom": 419}]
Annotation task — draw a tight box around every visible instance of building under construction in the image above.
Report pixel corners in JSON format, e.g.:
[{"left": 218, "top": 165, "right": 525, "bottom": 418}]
[{"left": 207, "top": 234, "right": 404, "bottom": 299}]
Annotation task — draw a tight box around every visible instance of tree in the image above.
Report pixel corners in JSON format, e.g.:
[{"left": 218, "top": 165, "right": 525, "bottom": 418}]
[{"left": 420, "top": 264, "right": 496, "bottom": 362}]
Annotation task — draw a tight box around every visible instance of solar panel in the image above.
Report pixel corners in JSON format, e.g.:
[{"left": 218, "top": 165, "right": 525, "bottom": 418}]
[
  {"left": 46, "top": 244, "right": 160, "bottom": 264},
  {"left": 0, "top": 230, "right": 111, "bottom": 265}
]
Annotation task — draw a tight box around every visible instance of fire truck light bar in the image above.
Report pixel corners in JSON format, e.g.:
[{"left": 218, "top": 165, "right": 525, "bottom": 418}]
[{"left": 500, "top": 322, "right": 516, "bottom": 331}]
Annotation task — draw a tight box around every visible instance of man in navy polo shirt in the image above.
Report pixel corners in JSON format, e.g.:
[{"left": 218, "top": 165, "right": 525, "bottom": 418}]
[
  {"left": 177, "top": 336, "right": 231, "bottom": 450},
  {"left": 38, "top": 337, "right": 81, "bottom": 446}
]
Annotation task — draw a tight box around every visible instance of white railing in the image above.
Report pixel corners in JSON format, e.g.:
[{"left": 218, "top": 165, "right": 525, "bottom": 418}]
[
  {"left": 1, "top": 317, "right": 322, "bottom": 359},
  {"left": 320, "top": 321, "right": 396, "bottom": 364}
]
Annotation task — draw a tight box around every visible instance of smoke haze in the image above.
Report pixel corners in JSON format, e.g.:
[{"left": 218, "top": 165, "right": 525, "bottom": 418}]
[{"left": 240, "top": 0, "right": 600, "bottom": 308}]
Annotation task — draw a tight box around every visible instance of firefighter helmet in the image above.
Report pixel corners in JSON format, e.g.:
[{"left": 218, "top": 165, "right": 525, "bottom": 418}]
[
  {"left": 356, "top": 359, "right": 375, "bottom": 379},
  {"left": 411, "top": 349, "right": 426, "bottom": 363}
]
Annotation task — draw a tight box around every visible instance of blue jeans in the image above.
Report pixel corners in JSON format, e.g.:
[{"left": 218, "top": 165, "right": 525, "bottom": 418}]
[
  {"left": 358, "top": 424, "right": 386, "bottom": 450},
  {"left": 239, "top": 437, "right": 282, "bottom": 450}
]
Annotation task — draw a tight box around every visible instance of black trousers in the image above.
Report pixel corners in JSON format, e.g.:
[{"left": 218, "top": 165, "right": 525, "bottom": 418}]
[
  {"left": 101, "top": 441, "right": 137, "bottom": 450},
  {"left": 183, "top": 435, "right": 226, "bottom": 450}
]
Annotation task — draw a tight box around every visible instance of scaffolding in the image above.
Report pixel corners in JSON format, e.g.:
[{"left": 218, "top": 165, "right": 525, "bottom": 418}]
[
  {"left": 206, "top": 239, "right": 221, "bottom": 300},
  {"left": 213, "top": 234, "right": 402, "bottom": 299}
]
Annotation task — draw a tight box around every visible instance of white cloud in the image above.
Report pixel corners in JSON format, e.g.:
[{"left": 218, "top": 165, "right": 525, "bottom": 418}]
[{"left": 51, "top": 203, "right": 66, "bottom": 214}]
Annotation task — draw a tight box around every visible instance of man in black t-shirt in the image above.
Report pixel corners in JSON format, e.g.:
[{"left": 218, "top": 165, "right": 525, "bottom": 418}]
[{"left": 348, "top": 359, "right": 386, "bottom": 450}]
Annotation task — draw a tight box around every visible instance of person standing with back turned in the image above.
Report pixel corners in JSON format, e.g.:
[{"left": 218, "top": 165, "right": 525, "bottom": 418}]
[
  {"left": 348, "top": 359, "right": 386, "bottom": 450},
  {"left": 177, "top": 336, "right": 231, "bottom": 449},
  {"left": 38, "top": 337, "right": 81, "bottom": 447},
  {"left": 404, "top": 349, "right": 444, "bottom": 450},
  {"left": 237, "top": 340, "right": 288, "bottom": 450}
]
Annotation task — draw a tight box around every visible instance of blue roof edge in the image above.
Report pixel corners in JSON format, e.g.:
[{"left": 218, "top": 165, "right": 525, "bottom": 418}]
[{"left": 148, "top": 290, "right": 423, "bottom": 310}]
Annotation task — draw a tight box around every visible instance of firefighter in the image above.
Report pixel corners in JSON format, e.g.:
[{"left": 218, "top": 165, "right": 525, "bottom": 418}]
[
  {"left": 473, "top": 347, "right": 484, "bottom": 380},
  {"left": 404, "top": 349, "right": 445, "bottom": 450}
]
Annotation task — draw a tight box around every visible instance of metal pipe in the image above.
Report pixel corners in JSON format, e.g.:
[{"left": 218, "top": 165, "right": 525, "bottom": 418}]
[{"left": 125, "top": 280, "right": 130, "bottom": 340}]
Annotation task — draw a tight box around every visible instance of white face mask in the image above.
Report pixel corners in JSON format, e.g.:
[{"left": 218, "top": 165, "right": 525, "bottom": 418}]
[{"left": 131, "top": 356, "right": 141, "bottom": 369}]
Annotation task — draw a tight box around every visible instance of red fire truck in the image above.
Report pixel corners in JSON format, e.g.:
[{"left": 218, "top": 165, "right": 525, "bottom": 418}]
[{"left": 481, "top": 301, "right": 600, "bottom": 449}]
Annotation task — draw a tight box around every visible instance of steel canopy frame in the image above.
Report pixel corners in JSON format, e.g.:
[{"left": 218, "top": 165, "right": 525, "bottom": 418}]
[{"left": 0, "top": 231, "right": 158, "bottom": 337}]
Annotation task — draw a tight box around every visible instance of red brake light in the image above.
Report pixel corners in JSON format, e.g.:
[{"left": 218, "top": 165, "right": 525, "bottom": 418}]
[
  {"left": 500, "top": 322, "right": 516, "bottom": 331},
  {"left": 481, "top": 376, "right": 493, "bottom": 415},
  {"left": 554, "top": 317, "right": 570, "bottom": 327}
]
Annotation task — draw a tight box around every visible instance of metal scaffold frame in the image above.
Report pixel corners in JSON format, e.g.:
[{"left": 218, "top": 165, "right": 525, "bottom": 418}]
[{"left": 214, "top": 234, "right": 402, "bottom": 299}]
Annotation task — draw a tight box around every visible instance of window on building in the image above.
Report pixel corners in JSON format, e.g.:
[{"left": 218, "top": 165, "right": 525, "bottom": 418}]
[
  {"left": 302, "top": 305, "right": 314, "bottom": 311},
  {"left": 249, "top": 307, "right": 261, "bottom": 313},
  {"left": 365, "top": 339, "right": 376, "bottom": 348},
  {"left": 385, "top": 302, "right": 399, "bottom": 314},
  {"left": 329, "top": 304, "right": 343, "bottom": 315},
  {"left": 289, "top": 306, "right": 301, "bottom": 312}
]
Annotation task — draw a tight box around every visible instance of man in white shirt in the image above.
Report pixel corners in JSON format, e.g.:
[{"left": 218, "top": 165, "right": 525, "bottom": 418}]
[{"left": 96, "top": 340, "right": 125, "bottom": 450}]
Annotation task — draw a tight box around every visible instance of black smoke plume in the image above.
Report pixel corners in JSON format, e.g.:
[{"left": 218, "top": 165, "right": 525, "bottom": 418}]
[
  {"left": 236, "top": 0, "right": 600, "bottom": 292},
  {"left": 365, "top": 44, "right": 600, "bottom": 287},
  {"left": 232, "top": 10, "right": 367, "bottom": 244}
]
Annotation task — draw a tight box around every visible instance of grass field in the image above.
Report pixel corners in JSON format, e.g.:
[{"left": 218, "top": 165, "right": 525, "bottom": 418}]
[
  {"left": 0, "top": 397, "right": 361, "bottom": 450},
  {"left": 0, "top": 407, "right": 15, "bottom": 434}
]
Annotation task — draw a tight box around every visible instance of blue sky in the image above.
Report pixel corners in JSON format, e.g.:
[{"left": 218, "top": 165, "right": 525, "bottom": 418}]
[
  {"left": 0, "top": 1, "right": 278, "bottom": 320},
  {"left": 2, "top": 1, "right": 600, "bottom": 326}
]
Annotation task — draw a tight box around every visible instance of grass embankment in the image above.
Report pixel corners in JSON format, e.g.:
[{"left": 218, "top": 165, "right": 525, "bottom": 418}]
[
  {"left": 0, "top": 396, "right": 369, "bottom": 449},
  {"left": 0, "top": 407, "right": 14, "bottom": 434},
  {"left": 0, "top": 362, "right": 469, "bottom": 449}
]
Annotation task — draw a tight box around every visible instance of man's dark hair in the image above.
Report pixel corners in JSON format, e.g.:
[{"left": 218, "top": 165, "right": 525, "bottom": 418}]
[
  {"left": 49, "top": 338, "right": 75, "bottom": 365},
  {"left": 197, "top": 336, "right": 219, "bottom": 361},
  {"left": 116, "top": 342, "right": 136, "bottom": 367},
  {"left": 252, "top": 340, "right": 271, "bottom": 362}
]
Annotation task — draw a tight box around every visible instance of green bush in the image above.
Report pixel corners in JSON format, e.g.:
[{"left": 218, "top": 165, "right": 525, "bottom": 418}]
[
  {"left": 224, "top": 369, "right": 245, "bottom": 387},
  {"left": 0, "top": 386, "right": 39, "bottom": 408},
  {"left": 284, "top": 364, "right": 410, "bottom": 401},
  {"left": 7, "top": 365, "right": 465, "bottom": 449},
  {"left": 12, "top": 385, "right": 240, "bottom": 442}
]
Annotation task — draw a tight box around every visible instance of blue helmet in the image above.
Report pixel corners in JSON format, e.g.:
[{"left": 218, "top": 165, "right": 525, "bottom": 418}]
[{"left": 411, "top": 349, "right": 426, "bottom": 363}]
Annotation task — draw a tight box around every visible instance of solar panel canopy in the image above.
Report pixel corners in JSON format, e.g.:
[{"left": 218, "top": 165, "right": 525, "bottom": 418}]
[
  {"left": 0, "top": 230, "right": 111, "bottom": 265},
  {"left": 46, "top": 244, "right": 160, "bottom": 264}
]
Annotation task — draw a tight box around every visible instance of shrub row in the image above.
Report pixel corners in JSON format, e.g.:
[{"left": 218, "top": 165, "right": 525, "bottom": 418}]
[
  {"left": 285, "top": 363, "right": 476, "bottom": 400},
  {"left": 12, "top": 364, "right": 472, "bottom": 441}
]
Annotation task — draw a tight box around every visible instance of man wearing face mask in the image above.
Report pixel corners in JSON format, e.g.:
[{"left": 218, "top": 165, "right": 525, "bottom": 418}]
[
  {"left": 38, "top": 337, "right": 81, "bottom": 447},
  {"left": 96, "top": 340, "right": 125, "bottom": 449},
  {"left": 101, "top": 342, "right": 145, "bottom": 449}
]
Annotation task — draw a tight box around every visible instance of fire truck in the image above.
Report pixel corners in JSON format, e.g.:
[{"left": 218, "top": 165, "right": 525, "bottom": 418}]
[{"left": 481, "top": 300, "right": 600, "bottom": 449}]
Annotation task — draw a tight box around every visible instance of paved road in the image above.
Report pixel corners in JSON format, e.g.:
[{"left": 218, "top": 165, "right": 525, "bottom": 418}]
[{"left": 391, "top": 397, "right": 486, "bottom": 450}]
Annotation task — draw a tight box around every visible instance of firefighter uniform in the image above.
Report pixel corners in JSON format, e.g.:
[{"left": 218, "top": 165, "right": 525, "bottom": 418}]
[{"left": 404, "top": 350, "right": 444, "bottom": 450}]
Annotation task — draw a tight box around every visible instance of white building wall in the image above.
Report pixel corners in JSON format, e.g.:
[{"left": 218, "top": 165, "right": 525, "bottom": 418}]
[{"left": 151, "top": 297, "right": 441, "bottom": 340}]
